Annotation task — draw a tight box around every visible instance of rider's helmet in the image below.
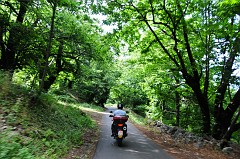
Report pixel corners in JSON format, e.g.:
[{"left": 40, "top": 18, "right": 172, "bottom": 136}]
[{"left": 117, "top": 103, "right": 123, "bottom": 110}]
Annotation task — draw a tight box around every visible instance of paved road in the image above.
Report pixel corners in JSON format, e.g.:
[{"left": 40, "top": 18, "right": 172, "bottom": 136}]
[{"left": 93, "top": 107, "right": 173, "bottom": 159}]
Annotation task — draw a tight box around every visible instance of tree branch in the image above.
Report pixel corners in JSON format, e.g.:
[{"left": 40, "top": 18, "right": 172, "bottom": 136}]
[
  {"left": 131, "top": 3, "right": 179, "bottom": 68},
  {"left": 5, "top": 1, "right": 19, "bottom": 15},
  {"left": 176, "top": 0, "right": 199, "bottom": 81},
  {"left": 214, "top": 36, "right": 240, "bottom": 111},
  {"left": 141, "top": 39, "right": 157, "bottom": 53},
  {"left": 225, "top": 87, "right": 240, "bottom": 118},
  {"left": 223, "top": 105, "right": 240, "bottom": 140}
]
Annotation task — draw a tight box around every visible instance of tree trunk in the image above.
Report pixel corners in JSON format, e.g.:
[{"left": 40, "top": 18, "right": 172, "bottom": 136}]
[
  {"left": 212, "top": 37, "right": 240, "bottom": 140},
  {"left": 43, "top": 76, "right": 56, "bottom": 91},
  {"left": 0, "top": 1, "right": 29, "bottom": 72},
  {"left": 41, "top": 42, "right": 63, "bottom": 92},
  {"left": 39, "top": 2, "right": 57, "bottom": 92},
  {"left": 67, "top": 80, "right": 73, "bottom": 89},
  {"left": 222, "top": 106, "right": 240, "bottom": 141},
  {"left": 213, "top": 88, "right": 240, "bottom": 140},
  {"left": 0, "top": 15, "right": 6, "bottom": 59},
  {"left": 186, "top": 77, "right": 211, "bottom": 134},
  {"left": 175, "top": 90, "right": 180, "bottom": 127}
]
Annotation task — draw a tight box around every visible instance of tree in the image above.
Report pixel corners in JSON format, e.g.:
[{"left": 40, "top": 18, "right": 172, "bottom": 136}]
[
  {"left": 0, "top": 0, "right": 114, "bottom": 94},
  {"left": 39, "top": 0, "right": 57, "bottom": 92},
  {"left": 104, "top": 0, "right": 240, "bottom": 139},
  {"left": 0, "top": 0, "right": 31, "bottom": 73},
  {"left": 110, "top": 54, "right": 148, "bottom": 110}
]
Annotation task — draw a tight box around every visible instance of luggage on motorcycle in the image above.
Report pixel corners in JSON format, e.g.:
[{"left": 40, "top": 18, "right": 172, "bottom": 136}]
[{"left": 113, "top": 116, "right": 128, "bottom": 122}]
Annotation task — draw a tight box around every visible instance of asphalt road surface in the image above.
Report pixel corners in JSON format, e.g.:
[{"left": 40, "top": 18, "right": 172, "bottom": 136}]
[{"left": 93, "top": 107, "right": 173, "bottom": 159}]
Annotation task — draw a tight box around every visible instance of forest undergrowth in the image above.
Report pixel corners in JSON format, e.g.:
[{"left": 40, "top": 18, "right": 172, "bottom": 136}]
[{"left": 0, "top": 72, "right": 103, "bottom": 159}]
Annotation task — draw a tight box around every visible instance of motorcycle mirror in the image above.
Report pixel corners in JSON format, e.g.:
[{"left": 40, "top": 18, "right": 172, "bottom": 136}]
[
  {"left": 110, "top": 111, "right": 113, "bottom": 113},
  {"left": 109, "top": 114, "right": 114, "bottom": 117}
]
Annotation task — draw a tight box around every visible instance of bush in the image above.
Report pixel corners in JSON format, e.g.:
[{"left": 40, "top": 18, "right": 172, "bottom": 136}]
[
  {"left": 0, "top": 131, "right": 34, "bottom": 159},
  {"left": 0, "top": 79, "right": 98, "bottom": 158},
  {"left": 132, "top": 105, "right": 147, "bottom": 117},
  {"left": 0, "top": 70, "right": 12, "bottom": 98}
]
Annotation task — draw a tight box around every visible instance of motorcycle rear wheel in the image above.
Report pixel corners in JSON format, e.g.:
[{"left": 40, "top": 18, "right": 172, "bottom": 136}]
[{"left": 117, "top": 138, "right": 123, "bottom": 147}]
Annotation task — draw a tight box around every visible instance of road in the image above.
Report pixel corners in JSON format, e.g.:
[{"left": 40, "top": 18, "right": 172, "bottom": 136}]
[{"left": 93, "top": 107, "right": 173, "bottom": 159}]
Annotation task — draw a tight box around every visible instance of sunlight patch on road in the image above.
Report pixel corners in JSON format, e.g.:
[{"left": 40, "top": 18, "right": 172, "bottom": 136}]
[
  {"left": 125, "top": 149, "right": 140, "bottom": 153},
  {"left": 80, "top": 107, "right": 110, "bottom": 115}
]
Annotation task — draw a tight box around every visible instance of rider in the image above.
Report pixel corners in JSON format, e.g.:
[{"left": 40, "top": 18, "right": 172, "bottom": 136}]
[
  {"left": 111, "top": 103, "right": 127, "bottom": 136},
  {"left": 117, "top": 103, "right": 123, "bottom": 110}
]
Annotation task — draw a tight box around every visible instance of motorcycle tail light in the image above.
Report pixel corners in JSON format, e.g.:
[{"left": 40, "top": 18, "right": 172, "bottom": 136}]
[{"left": 118, "top": 124, "right": 123, "bottom": 126}]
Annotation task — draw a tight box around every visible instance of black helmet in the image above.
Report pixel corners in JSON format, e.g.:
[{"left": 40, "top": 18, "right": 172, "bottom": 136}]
[{"left": 117, "top": 103, "right": 123, "bottom": 110}]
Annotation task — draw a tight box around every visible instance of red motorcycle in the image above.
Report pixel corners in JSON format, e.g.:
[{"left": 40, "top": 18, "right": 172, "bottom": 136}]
[{"left": 109, "top": 110, "right": 128, "bottom": 146}]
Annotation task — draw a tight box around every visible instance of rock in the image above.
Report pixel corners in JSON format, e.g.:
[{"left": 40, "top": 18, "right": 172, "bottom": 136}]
[
  {"left": 222, "top": 147, "right": 233, "bottom": 154},
  {"left": 160, "top": 124, "right": 170, "bottom": 132},
  {"left": 156, "top": 121, "right": 162, "bottom": 127},
  {"left": 9, "top": 131, "right": 19, "bottom": 137},
  {"left": 0, "top": 125, "right": 8, "bottom": 131},
  {"left": 174, "top": 132, "right": 183, "bottom": 139},
  {"left": 144, "top": 118, "right": 240, "bottom": 159},
  {"left": 167, "top": 126, "right": 178, "bottom": 135},
  {"left": 194, "top": 141, "right": 205, "bottom": 148}
]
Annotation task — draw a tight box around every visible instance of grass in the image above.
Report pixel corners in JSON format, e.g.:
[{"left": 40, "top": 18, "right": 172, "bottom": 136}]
[
  {"left": 127, "top": 109, "right": 146, "bottom": 126},
  {"left": 0, "top": 71, "right": 103, "bottom": 159}
]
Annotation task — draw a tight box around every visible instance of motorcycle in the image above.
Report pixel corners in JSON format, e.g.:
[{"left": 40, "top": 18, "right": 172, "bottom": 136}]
[{"left": 109, "top": 110, "right": 128, "bottom": 146}]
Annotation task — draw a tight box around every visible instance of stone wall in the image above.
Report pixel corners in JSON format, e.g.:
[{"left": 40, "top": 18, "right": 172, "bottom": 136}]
[{"left": 148, "top": 120, "right": 238, "bottom": 155}]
